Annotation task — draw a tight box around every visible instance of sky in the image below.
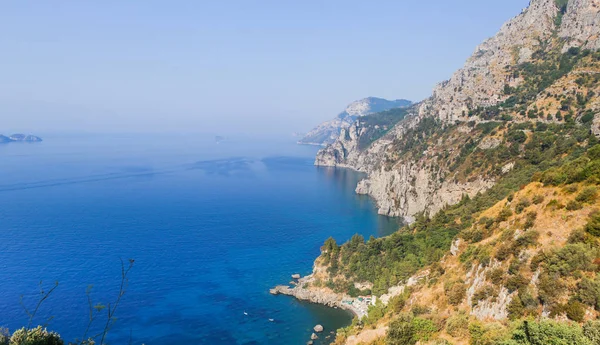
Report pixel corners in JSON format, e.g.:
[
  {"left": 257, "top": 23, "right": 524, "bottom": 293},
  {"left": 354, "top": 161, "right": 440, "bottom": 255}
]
[{"left": 0, "top": 0, "right": 530, "bottom": 135}]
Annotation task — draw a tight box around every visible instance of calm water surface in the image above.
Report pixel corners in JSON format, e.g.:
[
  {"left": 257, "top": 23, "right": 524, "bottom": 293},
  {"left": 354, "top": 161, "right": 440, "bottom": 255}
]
[{"left": 0, "top": 133, "right": 399, "bottom": 344}]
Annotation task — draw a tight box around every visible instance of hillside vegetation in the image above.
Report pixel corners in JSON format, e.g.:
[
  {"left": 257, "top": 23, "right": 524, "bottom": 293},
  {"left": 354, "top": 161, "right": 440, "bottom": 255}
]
[{"left": 308, "top": 1, "right": 600, "bottom": 343}]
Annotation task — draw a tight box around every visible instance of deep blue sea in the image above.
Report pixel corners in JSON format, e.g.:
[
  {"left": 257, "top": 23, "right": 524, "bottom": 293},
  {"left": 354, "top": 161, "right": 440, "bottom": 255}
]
[{"left": 0, "top": 133, "right": 399, "bottom": 345}]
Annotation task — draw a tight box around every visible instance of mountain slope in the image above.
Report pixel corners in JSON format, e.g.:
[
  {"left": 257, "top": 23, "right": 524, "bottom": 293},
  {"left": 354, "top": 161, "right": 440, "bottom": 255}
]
[
  {"left": 298, "top": 97, "right": 412, "bottom": 146},
  {"left": 283, "top": 0, "right": 600, "bottom": 344},
  {"left": 316, "top": 0, "right": 600, "bottom": 221}
]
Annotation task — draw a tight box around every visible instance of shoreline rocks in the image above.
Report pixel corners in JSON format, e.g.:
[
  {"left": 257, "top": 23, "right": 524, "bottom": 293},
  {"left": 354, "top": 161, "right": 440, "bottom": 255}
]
[{"left": 270, "top": 274, "right": 368, "bottom": 319}]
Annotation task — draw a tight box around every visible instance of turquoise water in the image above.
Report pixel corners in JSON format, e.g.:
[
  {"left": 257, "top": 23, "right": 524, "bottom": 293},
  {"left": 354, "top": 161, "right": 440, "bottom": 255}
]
[{"left": 0, "top": 133, "right": 399, "bottom": 344}]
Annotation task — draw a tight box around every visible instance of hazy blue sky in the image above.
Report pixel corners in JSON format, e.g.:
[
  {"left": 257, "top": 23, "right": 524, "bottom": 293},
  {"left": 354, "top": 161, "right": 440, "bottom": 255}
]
[{"left": 0, "top": 1, "right": 529, "bottom": 134}]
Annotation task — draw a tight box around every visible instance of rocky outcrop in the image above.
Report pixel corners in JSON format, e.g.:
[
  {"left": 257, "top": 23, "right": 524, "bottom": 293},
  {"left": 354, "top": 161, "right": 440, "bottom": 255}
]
[
  {"left": 355, "top": 163, "right": 494, "bottom": 220},
  {"left": 270, "top": 280, "right": 344, "bottom": 309},
  {"left": 299, "top": 97, "right": 411, "bottom": 146},
  {"left": 428, "top": 0, "right": 559, "bottom": 123},
  {"left": 271, "top": 277, "right": 369, "bottom": 318},
  {"left": 466, "top": 262, "right": 513, "bottom": 320},
  {"left": 559, "top": 0, "right": 600, "bottom": 51},
  {"left": 316, "top": 108, "right": 494, "bottom": 220}
]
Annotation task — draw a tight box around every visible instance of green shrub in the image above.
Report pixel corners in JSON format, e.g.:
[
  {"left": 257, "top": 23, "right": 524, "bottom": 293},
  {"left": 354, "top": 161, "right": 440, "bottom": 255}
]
[
  {"left": 468, "top": 322, "right": 507, "bottom": 345},
  {"left": 507, "top": 294, "right": 526, "bottom": 321},
  {"left": 445, "top": 281, "right": 466, "bottom": 306},
  {"left": 508, "top": 289, "right": 539, "bottom": 320},
  {"left": 566, "top": 300, "right": 586, "bottom": 322},
  {"left": 583, "top": 320, "right": 600, "bottom": 344},
  {"left": 508, "top": 258, "right": 524, "bottom": 275},
  {"left": 576, "top": 186, "right": 598, "bottom": 204},
  {"left": 497, "top": 207, "right": 513, "bottom": 222},
  {"left": 589, "top": 145, "right": 600, "bottom": 160},
  {"left": 545, "top": 199, "right": 565, "bottom": 211},
  {"left": 507, "top": 130, "right": 527, "bottom": 144},
  {"left": 516, "top": 199, "right": 531, "bottom": 214},
  {"left": 568, "top": 228, "right": 592, "bottom": 244},
  {"left": 585, "top": 212, "right": 600, "bottom": 237},
  {"left": 495, "top": 243, "right": 512, "bottom": 261},
  {"left": 412, "top": 317, "right": 437, "bottom": 342},
  {"left": 537, "top": 273, "right": 565, "bottom": 307},
  {"left": 389, "top": 293, "right": 408, "bottom": 313},
  {"left": 472, "top": 286, "right": 497, "bottom": 306},
  {"left": 506, "top": 319, "right": 592, "bottom": 345},
  {"left": 446, "top": 312, "right": 469, "bottom": 337},
  {"left": 411, "top": 304, "right": 430, "bottom": 316},
  {"left": 577, "top": 277, "right": 600, "bottom": 309},
  {"left": 516, "top": 229, "right": 539, "bottom": 247},
  {"left": 486, "top": 268, "right": 505, "bottom": 285},
  {"left": 523, "top": 212, "right": 537, "bottom": 229},
  {"left": 506, "top": 274, "right": 529, "bottom": 293},
  {"left": 566, "top": 200, "right": 583, "bottom": 211},
  {"left": 9, "top": 327, "right": 63, "bottom": 345},
  {"left": 544, "top": 243, "right": 598, "bottom": 276},
  {"left": 532, "top": 195, "right": 545, "bottom": 204},
  {"left": 564, "top": 184, "right": 579, "bottom": 194},
  {"left": 386, "top": 314, "right": 416, "bottom": 345}
]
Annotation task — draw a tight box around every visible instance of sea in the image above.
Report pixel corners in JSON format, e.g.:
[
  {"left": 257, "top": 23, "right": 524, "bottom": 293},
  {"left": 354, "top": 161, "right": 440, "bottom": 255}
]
[{"left": 0, "top": 133, "right": 400, "bottom": 345}]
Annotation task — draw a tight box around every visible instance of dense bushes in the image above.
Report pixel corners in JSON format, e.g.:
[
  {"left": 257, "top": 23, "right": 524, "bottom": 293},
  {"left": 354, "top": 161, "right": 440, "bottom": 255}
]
[
  {"left": 575, "top": 277, "right": 600, "bottom": 309},
  {"left": 565, "top": 300, "right": 586, "bottom": 322},
  {"left": 445, "top": 280, "right": 467, "bottom": 306},
  {"left": 576, "top": 186, "right": 598, "bottom": 204},
  {"left": 6, "top": 327, "right": 63, "bottom": 345},
  {"left": 545, "top": 243, "right": 598, "bottom": 276},
  {"left": 504, "top": 319, "right": 593, "bottom": 345},
  {"left": 538, "top": 144, "right": 600, "bottom": 186},
  {"left": 585, "top": 212, "right": 600, "bottom": 236},
  {"left": 446, "top": 312, "right": 469, "bottom": 337},
  {"left": 385, "top": 314, "right": 438, "bottom": 345},
  {"left": 507, "top": 289, "right": 537, "bottom": 320},
  {"left": 386, "top": 314, "right": 416, "bottom": 345},
  {"left": 583, "top": 321, "right": 600, "bottom": 344}
]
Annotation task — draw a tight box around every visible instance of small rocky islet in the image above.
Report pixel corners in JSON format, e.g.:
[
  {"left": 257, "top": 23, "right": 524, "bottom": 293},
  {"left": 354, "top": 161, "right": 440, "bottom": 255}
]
[{"left": 0, "top": 134, "right": 42, "bottom": 143}]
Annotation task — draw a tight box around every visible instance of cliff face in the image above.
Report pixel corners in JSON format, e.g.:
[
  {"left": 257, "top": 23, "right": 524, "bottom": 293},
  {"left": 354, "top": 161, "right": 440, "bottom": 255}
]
[
  {"left": 559, "top": 0, "right": 600, "bottom": 51},
  {"left": 298, "top": 97, "right": 411, "bottom": 146},
  {"left": 316, "top": 0, "right": 600, "bottom": 221}
]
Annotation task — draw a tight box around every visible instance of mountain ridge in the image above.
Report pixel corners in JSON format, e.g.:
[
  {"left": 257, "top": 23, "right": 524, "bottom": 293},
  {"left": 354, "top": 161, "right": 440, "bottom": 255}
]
[{"left": 298, "top": 97, "right": 412, "bottom": 146}]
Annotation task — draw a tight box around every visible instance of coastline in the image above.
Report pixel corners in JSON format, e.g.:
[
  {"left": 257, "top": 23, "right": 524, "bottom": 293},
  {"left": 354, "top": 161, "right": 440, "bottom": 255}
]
[
  {"left": 270, "top": 273, "right": 370, "bottom": 320},
  {"left": 268, "top": 165, "right": 404, "bottom": 343}
]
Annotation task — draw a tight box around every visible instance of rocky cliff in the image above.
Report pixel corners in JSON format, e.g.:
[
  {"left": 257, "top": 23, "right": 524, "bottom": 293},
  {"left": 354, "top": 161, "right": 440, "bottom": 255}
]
[
  {"left": 298, "top": 97, "right": 411, "bottom": 146},
  {"left": 316, "top": 0, "right": 600, "bottom": 221}
]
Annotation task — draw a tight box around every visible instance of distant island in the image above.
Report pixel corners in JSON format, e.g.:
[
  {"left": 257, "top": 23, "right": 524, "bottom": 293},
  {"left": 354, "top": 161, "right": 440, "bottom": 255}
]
[{"left": 0, "top": 134, "right": 43, "bottom": 143}]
